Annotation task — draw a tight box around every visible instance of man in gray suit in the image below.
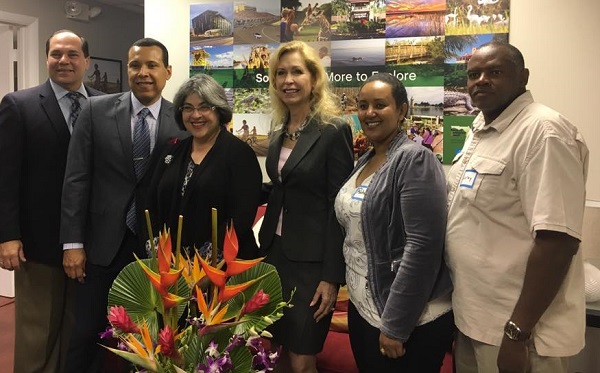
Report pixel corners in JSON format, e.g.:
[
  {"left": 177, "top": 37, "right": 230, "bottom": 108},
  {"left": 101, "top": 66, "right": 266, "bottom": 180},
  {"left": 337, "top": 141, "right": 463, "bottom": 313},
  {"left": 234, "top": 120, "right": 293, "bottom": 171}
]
[
  {"left": 0, "top": 30, "right": 103, "bottom": 373},
  {"left": 60, "top": 38, "right": 184, "bottom": 372}
]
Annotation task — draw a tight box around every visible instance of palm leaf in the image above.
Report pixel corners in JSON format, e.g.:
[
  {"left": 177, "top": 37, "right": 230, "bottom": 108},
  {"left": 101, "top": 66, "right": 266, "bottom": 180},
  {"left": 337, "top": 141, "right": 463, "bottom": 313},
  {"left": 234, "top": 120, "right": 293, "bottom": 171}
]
[
  {"left": 229, "top": 345, "right": 253, "bottom": 373},
  {"left": 223, "top": 262, "right": 288, "bottom": 335},
  {"left": 108, "top": 259, "right": 190, "bottom": 336},
  {"left": 103, "top": 346, "right": 157, "bottom": 371}
]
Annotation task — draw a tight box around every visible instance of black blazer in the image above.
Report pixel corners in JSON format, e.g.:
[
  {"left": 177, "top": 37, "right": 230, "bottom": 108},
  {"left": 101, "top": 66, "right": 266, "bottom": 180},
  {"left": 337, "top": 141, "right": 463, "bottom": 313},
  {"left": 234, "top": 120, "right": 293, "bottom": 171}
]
[
  {"left": 60, "top": 92, "right": 186, "bottom": 266},
  {"left": 146, "top": 130, "right": 262, "bottom": 259},
  {"left": 258, "top": 117, "right": 354, "bottom": 284},
  {"left": 0, "top": 80, "right": 103, "bottom": 267}
]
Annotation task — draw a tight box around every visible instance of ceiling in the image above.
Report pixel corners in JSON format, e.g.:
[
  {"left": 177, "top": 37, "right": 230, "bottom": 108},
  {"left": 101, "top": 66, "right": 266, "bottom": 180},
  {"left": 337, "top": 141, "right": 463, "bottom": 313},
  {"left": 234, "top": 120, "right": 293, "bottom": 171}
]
[{"left": 93, "top": 0, "right": 144, "bottom": 14}]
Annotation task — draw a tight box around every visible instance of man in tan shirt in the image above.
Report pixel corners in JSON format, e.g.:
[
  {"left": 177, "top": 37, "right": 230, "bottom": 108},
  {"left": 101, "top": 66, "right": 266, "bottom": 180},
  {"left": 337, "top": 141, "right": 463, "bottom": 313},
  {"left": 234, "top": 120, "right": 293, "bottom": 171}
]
[{"left": 446, "top": 42, "right": 588, "bottom": 372}]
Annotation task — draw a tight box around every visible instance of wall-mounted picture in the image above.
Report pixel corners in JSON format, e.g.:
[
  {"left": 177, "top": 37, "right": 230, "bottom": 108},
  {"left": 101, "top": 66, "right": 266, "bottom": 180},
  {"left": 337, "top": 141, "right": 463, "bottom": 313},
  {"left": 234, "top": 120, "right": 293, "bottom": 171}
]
[
  {"left": 190, "top": 2, "right": 234, "bottom": 46},
  {"left": 85, "top": 57, "right": 122, "bottom": 94},
  {"left": 444, "top": 0, "right": 509, "bottom": 36},
  {"left": 189, "top": 44, "right": 234, "bottom": 87},
  {"left": 386, "top": 0, "right": 445, "bottom": 38},
  {"left": 331, "top": 39, "right": 385, "bottom": 67},
  {"left": 233, "top": 1, "right": 280, "bottom": 44},
  {"left": 385, "top": 36, "right": 445, "bottom": 65},
  {"left": 330, "top": 0, "right": 386, "bottom": 40}
]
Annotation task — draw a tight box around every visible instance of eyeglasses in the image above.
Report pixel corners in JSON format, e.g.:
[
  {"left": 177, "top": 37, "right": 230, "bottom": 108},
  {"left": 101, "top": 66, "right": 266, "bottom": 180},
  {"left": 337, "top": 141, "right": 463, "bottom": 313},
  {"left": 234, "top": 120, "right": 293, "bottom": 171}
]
[{"left": 179, "top": 104, "right": 215, "bottom": 115}]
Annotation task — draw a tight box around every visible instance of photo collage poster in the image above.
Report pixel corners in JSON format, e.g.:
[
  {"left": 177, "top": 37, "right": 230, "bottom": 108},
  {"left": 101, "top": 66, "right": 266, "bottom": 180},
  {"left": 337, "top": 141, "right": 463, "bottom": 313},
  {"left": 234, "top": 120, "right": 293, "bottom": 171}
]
[{"left": 189, "top": 0, "right": 510, "bottom": 161}]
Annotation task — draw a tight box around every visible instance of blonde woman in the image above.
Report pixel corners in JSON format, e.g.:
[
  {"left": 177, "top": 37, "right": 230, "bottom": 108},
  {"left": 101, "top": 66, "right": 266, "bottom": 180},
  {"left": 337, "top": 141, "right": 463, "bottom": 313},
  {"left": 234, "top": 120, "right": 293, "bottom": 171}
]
[{"left": 258, "top": 41, "right": 354, "bottom": 373}]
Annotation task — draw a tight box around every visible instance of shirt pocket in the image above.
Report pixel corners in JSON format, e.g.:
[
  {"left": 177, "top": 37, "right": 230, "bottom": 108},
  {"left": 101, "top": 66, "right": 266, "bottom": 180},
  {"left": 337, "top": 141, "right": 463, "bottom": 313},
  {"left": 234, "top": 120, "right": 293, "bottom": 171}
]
[{"left": 459, "top": 155, "right": 506, "bottom": 206}]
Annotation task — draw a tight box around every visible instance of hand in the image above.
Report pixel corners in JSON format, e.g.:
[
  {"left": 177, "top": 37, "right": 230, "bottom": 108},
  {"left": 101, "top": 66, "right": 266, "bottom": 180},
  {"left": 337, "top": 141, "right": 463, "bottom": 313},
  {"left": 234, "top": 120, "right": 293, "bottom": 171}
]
[
  {"left": 0, "top": 240, "right": 26, "bottom": 270},
  {"left": 379, "top": 331, "right": 405, "bottom": 359},
  {"left": 310, "top": 281, "right": 338, "bottom": 322},
  {"left": 497, "top": 336, "right": 529, "bottom": 373},
  {"left": 63, "top": 248, "right": 86, "bottom": 283}
]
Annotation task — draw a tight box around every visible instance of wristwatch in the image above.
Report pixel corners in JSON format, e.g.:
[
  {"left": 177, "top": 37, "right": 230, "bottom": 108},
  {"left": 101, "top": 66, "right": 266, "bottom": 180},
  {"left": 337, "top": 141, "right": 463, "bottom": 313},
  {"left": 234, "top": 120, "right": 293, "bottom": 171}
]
[{"left": 504, "top": 320, "right": 531, "bottom": 342}]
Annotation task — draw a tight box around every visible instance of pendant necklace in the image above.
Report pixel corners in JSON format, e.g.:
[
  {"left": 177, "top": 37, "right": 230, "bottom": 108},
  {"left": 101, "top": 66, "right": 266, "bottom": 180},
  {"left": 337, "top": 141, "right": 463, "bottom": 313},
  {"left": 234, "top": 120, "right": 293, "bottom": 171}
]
[{"left": 283, "top": 117, "right": 309, "bottom": 141}]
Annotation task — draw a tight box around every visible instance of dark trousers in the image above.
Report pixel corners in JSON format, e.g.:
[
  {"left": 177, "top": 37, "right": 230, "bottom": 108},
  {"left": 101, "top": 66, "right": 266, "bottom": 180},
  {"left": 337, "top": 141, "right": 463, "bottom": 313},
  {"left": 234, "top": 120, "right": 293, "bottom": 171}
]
[
  {"left": 348, "top": 301, "right": 454, "bottom": 373},
  {"left": 64, "top": 230, "right": 142, "bottom": 373}
]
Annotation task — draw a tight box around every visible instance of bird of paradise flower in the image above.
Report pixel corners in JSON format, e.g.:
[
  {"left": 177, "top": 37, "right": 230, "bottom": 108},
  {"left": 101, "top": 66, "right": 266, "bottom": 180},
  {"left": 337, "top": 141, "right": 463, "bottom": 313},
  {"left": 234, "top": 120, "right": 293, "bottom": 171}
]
[{"left": 104, "top": 210, "right": 291, "bottom": 372}]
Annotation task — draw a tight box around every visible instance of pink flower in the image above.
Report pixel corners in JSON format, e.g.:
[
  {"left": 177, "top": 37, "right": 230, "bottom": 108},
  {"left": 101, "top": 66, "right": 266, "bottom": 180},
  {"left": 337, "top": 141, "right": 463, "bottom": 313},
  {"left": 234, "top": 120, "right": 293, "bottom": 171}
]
[
  {"left": 107, "top": 306, "right": 140, "bottom": 334},
  {"left": 158, "top": 325, "right": 178, "bottom": 358},
  {"left": 168, "top": 137, "right": 180, "bottom": 144},
  {"left": 241, "top": 289, "right": 270, "bottom": 315}
]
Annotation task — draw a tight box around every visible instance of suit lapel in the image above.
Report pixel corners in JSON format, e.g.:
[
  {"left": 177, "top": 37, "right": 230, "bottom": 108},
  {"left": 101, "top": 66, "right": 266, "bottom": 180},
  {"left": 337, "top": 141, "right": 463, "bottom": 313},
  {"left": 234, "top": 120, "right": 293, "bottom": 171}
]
[
  {"left": 39, "top": 81, "right": 70, "bottom": 146},
  {"left": 154, "top": 98, "right": 174, "bottom": 153},
  {"left": 280, "top": 119, "right": 321, "bottom": 182},
  {"left": 266, "top": 130, "right": 284, "bottom": 183},
  {"left": 114, "top": 92, "right": 135, "bottom": 178}
]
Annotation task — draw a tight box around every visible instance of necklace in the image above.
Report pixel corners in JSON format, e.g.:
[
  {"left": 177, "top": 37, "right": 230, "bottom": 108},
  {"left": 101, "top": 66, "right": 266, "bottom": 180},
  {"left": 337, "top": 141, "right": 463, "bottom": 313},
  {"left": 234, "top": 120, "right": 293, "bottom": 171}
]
[{"left": 283, "top": 117, "right": 309, "bottom": 141}]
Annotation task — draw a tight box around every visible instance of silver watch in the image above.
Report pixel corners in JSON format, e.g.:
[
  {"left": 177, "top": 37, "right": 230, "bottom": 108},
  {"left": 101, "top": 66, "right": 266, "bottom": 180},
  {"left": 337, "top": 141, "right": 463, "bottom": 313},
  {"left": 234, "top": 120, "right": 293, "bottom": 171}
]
[{"left": 504, "top": 320, "right": 531, "bottom": 342}]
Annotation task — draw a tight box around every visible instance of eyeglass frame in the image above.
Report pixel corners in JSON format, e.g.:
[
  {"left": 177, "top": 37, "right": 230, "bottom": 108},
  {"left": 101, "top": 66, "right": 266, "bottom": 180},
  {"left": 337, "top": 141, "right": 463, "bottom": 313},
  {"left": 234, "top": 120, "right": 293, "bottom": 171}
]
[{"left": 179, "top": 103, "right": 216, "bottom": 115}]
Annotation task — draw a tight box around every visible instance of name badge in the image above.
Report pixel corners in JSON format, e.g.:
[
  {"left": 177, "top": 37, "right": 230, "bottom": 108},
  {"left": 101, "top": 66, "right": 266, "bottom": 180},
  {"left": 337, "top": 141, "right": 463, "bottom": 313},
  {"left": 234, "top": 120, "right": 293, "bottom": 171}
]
[
  {"left": 459, "top": 169, "right": 478, "bottom": 189},
  {"left": 352, "top": 185, "right": 368, "bottom": 201}
]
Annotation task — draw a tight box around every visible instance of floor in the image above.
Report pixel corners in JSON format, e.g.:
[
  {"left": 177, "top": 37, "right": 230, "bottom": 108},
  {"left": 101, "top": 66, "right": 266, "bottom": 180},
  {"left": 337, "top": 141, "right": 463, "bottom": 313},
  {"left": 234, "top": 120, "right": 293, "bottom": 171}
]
[{"left": 0, "top": 296, "right": 15, "bottom": 372}]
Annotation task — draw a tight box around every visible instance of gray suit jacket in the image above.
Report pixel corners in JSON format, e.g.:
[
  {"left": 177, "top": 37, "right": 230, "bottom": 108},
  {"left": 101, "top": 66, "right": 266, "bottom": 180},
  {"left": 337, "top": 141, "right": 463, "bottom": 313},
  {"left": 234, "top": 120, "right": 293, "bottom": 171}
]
[
  {"left": 0, "top": 80, "right": 102, "bottom": 266},
  {"left": 258, "top": 117, "right": 353, "bottom": 284},
  {"left": 60, "top": 92, "right": 184, "bottom": 266}
]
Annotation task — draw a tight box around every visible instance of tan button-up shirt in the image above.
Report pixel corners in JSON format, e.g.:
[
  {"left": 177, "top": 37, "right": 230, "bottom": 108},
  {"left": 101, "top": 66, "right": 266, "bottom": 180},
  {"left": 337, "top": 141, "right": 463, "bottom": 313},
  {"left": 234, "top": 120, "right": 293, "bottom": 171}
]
[{"left": 446, "top": 91, "right": 588, "bottom": 356}]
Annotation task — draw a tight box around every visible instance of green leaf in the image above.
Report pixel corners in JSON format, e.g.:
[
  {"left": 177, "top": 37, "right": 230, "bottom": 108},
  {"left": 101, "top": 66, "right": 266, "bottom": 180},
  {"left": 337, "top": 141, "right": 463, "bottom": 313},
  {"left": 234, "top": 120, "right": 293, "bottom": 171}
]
[
  {"left": 224, "top": 262, "right": 288, "bottom": 335},
  {"left": 102, "top": 346, "right": 157, "bottom": 371},
  {"left": 108, "top": 259, "right": 190, "bottom": 336},
  {"left": 229, "top": 345, "right": 253, "bottom": 373}
]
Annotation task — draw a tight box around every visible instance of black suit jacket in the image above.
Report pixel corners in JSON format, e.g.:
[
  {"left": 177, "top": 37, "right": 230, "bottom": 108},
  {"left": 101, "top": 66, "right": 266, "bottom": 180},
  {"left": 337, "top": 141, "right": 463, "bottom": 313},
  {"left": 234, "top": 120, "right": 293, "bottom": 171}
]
[
  {"left": 147, "top": 130, "right": 262, "bottom": 259},
  {"left": 0, "top": 80, "right": 103, "bottom": 267},
  {"left": 258, "top": 117, "right": 353, "bottom": 284},
  {"left": 60, "top": 92, "right": 186, "bottom": 266}
]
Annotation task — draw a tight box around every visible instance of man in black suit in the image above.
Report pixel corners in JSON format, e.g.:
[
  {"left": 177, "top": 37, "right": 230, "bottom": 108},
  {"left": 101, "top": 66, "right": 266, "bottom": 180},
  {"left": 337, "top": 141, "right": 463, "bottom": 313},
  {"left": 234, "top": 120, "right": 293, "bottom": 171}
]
[
  {"left": 60, "top": 38, "right": 184, "bottom": 372},
  {"left": 0, "top": 30, "right": 102, "bottom": 373}
]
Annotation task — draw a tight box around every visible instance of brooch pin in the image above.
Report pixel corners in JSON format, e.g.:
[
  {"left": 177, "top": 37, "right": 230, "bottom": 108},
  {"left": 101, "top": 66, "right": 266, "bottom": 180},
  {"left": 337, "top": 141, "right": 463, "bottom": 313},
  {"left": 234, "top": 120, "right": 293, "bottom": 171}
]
[{"left": 164, "top": 155, "right": 173, "bottom": 164}]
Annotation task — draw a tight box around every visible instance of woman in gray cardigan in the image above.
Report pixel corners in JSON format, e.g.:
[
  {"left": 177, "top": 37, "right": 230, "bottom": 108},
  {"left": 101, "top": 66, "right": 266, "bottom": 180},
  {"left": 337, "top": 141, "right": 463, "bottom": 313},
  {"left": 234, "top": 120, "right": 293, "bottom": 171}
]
[{"left": 334, "top": 73, "right": 454, "bottom": 372}]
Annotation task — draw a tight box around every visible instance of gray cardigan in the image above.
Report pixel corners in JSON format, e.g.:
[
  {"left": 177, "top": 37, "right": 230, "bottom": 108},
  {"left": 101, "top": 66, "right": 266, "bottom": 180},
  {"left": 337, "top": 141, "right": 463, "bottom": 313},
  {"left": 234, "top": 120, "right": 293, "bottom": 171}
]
[{"left": 350, "top": 132, "right": 452, "bottom": 342}]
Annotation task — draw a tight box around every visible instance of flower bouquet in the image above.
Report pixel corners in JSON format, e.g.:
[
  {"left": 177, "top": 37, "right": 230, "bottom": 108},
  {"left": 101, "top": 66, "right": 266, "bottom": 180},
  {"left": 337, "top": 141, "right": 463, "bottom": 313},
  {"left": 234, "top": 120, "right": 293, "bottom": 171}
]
[{"left": 103, "top": 210, "right": 290, "bottom": 372}]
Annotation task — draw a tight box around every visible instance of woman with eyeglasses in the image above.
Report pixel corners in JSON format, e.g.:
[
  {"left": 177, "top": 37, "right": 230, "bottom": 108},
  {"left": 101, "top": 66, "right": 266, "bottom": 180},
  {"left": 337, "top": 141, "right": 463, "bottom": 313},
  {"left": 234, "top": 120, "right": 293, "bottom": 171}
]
[
  {"left": 147, "top": 74, "right": 262, "bottom": 260},
  {"left": 334, "top": 73, "right": 454, "bottom": 372}
]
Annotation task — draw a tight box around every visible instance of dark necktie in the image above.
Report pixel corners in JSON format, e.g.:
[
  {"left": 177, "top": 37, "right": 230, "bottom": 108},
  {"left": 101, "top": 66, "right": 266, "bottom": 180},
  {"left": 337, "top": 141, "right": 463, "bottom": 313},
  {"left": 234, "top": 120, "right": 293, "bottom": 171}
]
[
  {"left": 126, "top": 108, "right": 152, "bottom": 234},
  {"left": 66, "top": 92, "right": 82, "bottom": 127}
]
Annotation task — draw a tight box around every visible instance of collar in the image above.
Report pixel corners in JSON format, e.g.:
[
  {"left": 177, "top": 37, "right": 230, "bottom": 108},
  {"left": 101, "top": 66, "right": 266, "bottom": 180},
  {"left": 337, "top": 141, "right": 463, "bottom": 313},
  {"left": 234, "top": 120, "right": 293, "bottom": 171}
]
[
  {"left": 472, "top": 91, "right": 534, "bottom": 134},
  {"left": 49, "top": 79, "right": 89, "bottom": 100},
  {"left": 130, "top": 93, "right": 162, "bottom": 119}
]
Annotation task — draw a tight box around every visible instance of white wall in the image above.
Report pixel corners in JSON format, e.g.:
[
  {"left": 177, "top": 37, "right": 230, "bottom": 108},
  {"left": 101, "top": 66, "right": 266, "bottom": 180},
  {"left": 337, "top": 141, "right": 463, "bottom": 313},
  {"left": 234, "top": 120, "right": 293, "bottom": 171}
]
[
  {"left": 509, "top": 1, "right": 599, "bottom": 203},
  {"left": 0, "top": 0, "right": 143, "bottom": 90}
]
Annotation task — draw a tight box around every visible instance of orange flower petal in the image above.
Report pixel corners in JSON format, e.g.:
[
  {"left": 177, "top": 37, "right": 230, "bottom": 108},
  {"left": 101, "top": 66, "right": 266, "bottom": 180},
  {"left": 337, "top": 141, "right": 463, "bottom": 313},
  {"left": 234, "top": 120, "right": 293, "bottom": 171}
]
[
  {"left": 162, "top": 292, "right": 186, "bottom": 310},
  {"left": 139, "top": 322, "right": 154, "bottom": 357},
  {"left": 209, "top": 304, "right": 230, "bottom": 325},
  {"left": 192, "top": 254, "right": 206, "bottom": 285},
  {"left": 158, "top": 230, "right": 172, "bottom": 274},
  {"left": 223, "top": 224, "right": 239, "bottom": 263},
  {"left": 198, "top": 256, "right": 226, "bottom": 288},
  {"left": 125, "top": 336, "right": 148, "bottom": 359},
  {"left": 195, "top": 285, "right": 210, "bottom": 320},
  {"left": 137, "top": 258, "right": 162, "bottom": 292},
  {"left": 218, "top": 279, "right": 258, "bottom": 303},
  {"left": 160, "top": 268, "right": 183, "bottom": 289},
  {"left": 225, "top": 257, "right": 264, "bottom": 277}
]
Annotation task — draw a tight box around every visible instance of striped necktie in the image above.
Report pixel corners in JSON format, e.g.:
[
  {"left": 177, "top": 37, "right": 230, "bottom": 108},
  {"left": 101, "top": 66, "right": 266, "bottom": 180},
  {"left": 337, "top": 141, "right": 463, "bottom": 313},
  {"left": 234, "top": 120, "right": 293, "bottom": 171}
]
[
  {"left": 66, "top": 92, "right": 83, "bottom": 127},
  {"left": 126, "top": 107, "right": 152, "bottom": 234},
  {"left": 132, "top": 108, "right": 151, "bottom": 179}
]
